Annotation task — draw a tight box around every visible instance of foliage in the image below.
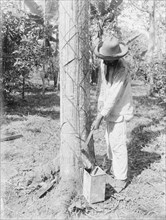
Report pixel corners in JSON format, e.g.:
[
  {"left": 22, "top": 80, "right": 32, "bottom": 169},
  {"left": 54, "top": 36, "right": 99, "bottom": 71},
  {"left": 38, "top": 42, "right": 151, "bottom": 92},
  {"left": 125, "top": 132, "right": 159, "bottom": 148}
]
[
  {"left": 123, "top": 32, "right": 148, "bottom": 80},
  {"left": 2, "top": 0, "right": 166, "bottom": 101},
  {"left": 2, "top": 1, "right": 56, "bottom": 101},
  {"left": 126, "top": 37, "right": 166, "bottom": 98},
  {"left": 149, "top": 56, "right": 166, "bottom": 97},
  {"left": 90, "top": 0, "right": 124, "bottom": 43},
  {"left": 2, "top": 9, "right": 23, "bottom": 101},
  {"left": 2, "top": 0, "right": 59, "bottom": 102},
  {"left": 24, "top": 0, "right": 59, "bottom": 25},
  {"left": 118, "top": 0, "right": 166, "bottom": 98},
  {"left": 24, "top": 0, "right": 43, "bottom": 18},
  {"left": 124, "top": 31, "right": 166, "bottom": 98}
]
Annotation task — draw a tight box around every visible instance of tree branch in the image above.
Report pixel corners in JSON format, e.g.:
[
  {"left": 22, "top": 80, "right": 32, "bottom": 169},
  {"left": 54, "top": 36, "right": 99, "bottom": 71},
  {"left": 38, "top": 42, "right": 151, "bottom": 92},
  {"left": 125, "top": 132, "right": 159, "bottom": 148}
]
[{"left": 126, "top": 33, "right": 142, "bottom": 45}]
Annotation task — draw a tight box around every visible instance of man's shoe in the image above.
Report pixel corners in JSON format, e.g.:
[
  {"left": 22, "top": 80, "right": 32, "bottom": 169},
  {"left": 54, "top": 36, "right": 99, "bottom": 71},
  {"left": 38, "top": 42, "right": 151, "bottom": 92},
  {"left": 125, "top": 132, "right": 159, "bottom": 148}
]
[
  {"left": 106, "top": 175, "right": 127, "bottom": 193},
  {"left": 114, "top": 179, "right": 127, "bottom": 193},
  {"left": 106, "top": 174, "right": 116, "bottom": 187}
]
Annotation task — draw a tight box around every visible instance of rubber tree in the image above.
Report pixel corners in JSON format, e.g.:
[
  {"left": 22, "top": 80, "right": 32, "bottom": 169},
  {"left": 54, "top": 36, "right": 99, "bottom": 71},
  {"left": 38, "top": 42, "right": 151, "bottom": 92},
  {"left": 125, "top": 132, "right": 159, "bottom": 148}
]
[{"left": 59, "top": 0, "right": 90, "bottom": 180}]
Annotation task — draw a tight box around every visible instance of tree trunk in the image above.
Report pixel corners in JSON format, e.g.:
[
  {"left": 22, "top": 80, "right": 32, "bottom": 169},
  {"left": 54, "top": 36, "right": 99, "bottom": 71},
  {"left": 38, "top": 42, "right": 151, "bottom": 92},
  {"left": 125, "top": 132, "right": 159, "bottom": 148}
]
[
  {"left": 59, "top": 0, "right": 90, "bottom": 180},
  {"left": 22, "top": 75, "right": 25, "bottom": 100},
  {"left": 147, "top": 0, "right": 156, "bottom": 95},
  {"left": 0, "top": 0, "right": 3, "bottom": 122},
  {"left": 51, "top": 0, "right": 90, "bottom": 218}
]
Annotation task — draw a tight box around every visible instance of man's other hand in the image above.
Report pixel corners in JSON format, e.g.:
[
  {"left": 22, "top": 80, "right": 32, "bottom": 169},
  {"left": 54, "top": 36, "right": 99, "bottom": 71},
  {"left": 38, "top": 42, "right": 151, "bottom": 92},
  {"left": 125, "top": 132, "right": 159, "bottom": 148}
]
[{"left": 97, "top": 101, "right": 104, "bottom": 112}]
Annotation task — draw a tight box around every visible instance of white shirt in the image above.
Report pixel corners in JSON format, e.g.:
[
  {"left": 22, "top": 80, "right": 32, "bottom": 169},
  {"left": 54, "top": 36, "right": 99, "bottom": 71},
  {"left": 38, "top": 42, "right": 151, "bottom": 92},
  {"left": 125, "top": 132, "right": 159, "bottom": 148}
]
[{"left": 98, "top": 58, "right": 134, "bottom": 122}]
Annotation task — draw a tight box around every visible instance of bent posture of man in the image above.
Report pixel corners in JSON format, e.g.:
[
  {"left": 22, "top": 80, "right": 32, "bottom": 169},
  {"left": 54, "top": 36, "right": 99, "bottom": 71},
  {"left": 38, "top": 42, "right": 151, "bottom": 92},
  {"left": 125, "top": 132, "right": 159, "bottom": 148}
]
[{"left": 92, "top": 37, "right": 134, "bottom": 193}]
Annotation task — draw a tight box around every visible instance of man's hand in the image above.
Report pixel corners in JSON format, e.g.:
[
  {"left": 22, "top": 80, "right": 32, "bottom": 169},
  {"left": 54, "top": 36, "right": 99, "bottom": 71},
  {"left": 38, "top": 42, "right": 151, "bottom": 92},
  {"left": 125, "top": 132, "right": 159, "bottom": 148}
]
[
  {"left": 91, "top": 114, "right": 103, "bottom": 130},
  {"left": 98, "top": 101, "right": 104, "bottom": 112}
]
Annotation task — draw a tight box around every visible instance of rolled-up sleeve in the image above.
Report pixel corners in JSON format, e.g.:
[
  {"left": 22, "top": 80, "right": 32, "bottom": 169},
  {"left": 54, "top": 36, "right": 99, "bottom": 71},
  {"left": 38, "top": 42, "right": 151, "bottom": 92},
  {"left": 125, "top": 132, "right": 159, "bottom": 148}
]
[{"left": 100, "top": 68, "right": 127, "bottom": 117}]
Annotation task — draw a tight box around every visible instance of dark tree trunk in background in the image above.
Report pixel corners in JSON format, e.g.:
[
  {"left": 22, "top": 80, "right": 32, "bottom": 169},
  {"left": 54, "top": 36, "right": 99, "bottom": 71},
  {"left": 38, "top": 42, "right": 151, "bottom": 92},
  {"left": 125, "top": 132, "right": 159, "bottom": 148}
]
[{"left": 0, "top": 0, "right": 3, "bottom": 123}]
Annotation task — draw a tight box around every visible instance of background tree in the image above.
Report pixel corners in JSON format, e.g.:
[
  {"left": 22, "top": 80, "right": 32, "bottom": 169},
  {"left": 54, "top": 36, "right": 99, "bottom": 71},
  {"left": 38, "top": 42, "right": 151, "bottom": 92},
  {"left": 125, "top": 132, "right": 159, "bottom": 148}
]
[
  {"left": 129, "top": 0, "right": 156, "bottom": 95},
  {"left": 114, "top": 0, "right": 166, "bottom": 98},
  {"left": 25, "top": 0, "right": 60, "bottom": 89},
  {"left": 2, "top": 0, "right": 59, "bottom": 101},
  {"left": 2, "top": 3, "right": 42, "bottom": 100},
  {"left": 0, "top": 0, "right": 3, "bottom": 120},
  {"left": 90, "top": 0, "right": 123, "bottom": 45}
]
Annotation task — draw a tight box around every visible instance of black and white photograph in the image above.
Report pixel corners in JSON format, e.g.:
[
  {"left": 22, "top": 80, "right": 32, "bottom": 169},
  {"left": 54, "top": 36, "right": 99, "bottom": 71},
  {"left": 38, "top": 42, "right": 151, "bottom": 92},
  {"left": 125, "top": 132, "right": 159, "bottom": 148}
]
[{"left": 0, "top": 0, "right": 166, "bottom": 219}]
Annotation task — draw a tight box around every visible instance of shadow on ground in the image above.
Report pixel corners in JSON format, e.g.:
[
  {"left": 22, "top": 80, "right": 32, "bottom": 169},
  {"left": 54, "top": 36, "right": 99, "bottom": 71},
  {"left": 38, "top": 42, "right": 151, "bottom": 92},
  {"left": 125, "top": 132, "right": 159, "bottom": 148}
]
[
  {"left": 127, "top": 122, "right": 161, "bottom": 181},
  {"left": 128, "top": 94, "right": 165, "bottom": 180},
  {"left": 4, "top": 86, "right": 60, "bottom": 120}
]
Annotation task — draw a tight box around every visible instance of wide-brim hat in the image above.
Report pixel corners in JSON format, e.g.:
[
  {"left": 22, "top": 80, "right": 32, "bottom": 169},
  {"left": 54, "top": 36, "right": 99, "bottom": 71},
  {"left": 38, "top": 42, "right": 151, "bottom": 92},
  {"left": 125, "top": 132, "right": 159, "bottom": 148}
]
[{"left": 94, "top": 37, "right": 128, "bottom": 60}]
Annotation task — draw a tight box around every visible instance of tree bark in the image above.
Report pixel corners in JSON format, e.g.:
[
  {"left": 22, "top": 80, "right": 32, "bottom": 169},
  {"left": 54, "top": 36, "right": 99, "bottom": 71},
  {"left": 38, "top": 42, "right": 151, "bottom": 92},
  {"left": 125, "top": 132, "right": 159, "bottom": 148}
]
[
  {"left": 51, "top": 0, "right": 90, "bottom": 218},
  {"left": 59, "top": 0, "right": 80, "bottom": 181},
  {"left": 59, "top": 0, "right": 90, "bottom": 181}
]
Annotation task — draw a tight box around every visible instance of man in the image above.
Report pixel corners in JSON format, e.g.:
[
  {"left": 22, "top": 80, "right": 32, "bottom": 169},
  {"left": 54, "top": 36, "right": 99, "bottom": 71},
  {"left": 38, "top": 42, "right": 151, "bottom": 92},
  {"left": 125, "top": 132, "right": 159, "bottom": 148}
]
[{"left": 92, "top": 36, "right": 134, "bottom": 193}]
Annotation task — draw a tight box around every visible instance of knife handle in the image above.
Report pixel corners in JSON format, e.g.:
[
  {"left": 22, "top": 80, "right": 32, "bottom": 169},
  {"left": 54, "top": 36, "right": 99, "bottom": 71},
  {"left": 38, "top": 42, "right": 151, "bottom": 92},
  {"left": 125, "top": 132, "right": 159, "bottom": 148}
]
[{"left": 85, "top": 129, "right": 94, "bottom": 146}]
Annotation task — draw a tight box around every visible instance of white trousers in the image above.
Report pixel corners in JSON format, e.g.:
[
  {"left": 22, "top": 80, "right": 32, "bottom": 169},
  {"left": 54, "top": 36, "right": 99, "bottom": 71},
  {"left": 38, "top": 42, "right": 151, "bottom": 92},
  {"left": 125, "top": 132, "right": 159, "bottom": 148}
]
[{"left": 105, "top": 119, "right": 128, "bottom": 180}]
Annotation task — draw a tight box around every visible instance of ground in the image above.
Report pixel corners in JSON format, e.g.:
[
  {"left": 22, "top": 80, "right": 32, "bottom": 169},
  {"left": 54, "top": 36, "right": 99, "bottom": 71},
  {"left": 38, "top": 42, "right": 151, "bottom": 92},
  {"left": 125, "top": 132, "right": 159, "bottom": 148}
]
[{"left": 1, "top": 77, "right": 166, "bottom": 220}]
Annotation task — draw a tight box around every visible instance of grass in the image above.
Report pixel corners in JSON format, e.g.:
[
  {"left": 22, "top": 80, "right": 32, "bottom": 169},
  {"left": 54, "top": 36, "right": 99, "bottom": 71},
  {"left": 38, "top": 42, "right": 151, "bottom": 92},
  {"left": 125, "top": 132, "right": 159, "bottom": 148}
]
[{"left": 1, "top": 79, "right": 166, "bottom": 219}]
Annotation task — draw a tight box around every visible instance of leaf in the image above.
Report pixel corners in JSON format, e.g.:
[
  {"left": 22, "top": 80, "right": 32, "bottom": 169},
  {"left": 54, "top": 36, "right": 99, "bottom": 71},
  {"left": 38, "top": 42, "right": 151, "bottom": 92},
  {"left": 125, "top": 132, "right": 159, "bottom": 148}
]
[
  {"left": 12, "top": 50, "right": 20, "bottom": 54},
  {"left": 108, "top": 0, "right": 123, "bottom": 11},
  {"left": 90, "top": 3, "right": 98, "bottom": 17},
  {"left": 24, "top": 0, "right": 43, "bottom": 17},
  {"left": 45, "top": 0, "right": 58, "bottom": 21},
  {"left": 28, "top": 13, "right": 44, "bottom": 25},
  {"left": 98, "top": 1, "right": 107, "bottom": 16}
]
